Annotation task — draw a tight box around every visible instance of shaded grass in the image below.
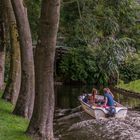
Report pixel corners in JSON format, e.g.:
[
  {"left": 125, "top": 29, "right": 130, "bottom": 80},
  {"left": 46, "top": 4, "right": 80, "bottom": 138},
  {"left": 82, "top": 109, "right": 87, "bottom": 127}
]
[
  {"left": 0, "top": 92, "right": 31, "bottom": 140},
  {"left": 117, "top": 80, "right": 140, "bottom": 93}
]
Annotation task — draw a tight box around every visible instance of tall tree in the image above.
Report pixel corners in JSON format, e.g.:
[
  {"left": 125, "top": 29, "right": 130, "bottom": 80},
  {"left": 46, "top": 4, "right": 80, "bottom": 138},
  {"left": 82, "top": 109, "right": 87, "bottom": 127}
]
[
  {"left": 2, "top": 0, "right": 21, "bottom": 104},
  {"left": 11, "top": 0, "right": 35, "bottom": 118},
  {"left": 0, "top": 0, "right": 6, "bottom": 90},
  {"left": 27, "top": 0, "right": 60, "bottom": 139},
  {"left": 0, "top": 23, "right": 5, "bottom": 90}
]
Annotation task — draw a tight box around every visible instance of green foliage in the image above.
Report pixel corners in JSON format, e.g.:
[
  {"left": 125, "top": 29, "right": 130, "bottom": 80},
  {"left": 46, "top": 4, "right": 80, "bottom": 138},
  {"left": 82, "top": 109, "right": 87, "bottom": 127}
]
[
  {"left": 92, "top": 37, "right": 133, "bottom": 85},
  {"left": 59, "top": 37, "right": 132, "bottom": 85},
  {"left": 26, "top": 0, "right": 41, "bottom": 41},
  {"left": 118, "top": 79, "right": 124, "bottom": 85},
  {"left": 59, "top": 47, "right": 97, "bottom": 83},
  {"left": 60, "top": 1, "right": 83, "bottom": 47},
  {"left": 61, "top": 0, "right": 139, "bottom": 48},
  {"left": 0, "top": 92, "right": 31, "bottom": 140},
  {"left": 119, "top": 54, "right": 140, "bottom": 82},
  {"left": 59, "top": 0, "right": 140, "bottom": 85},
  {"left": 77, "top": 0, "right": 139, "bottom": 45}
]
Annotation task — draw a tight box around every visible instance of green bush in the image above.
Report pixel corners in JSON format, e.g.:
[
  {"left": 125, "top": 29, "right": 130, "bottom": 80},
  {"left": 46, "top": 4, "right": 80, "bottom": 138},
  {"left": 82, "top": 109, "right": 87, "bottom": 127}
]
[
  {"left": 59, "top": 47, "right": 97, "bottom": 84},
  {"left": 119, "top": 54, "right": 140, "bottom": 82},
  {"left": 59, "top": 38, "right": 133, "bottom": 85},
  {"left": 58, "top": 0, "right": 140, "bottom": 86}
]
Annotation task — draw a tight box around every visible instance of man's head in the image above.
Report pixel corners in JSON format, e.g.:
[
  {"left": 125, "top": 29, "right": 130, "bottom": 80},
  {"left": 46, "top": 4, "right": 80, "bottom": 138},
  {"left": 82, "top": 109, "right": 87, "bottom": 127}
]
[{"left": 103, "top": 88, "right": 108, "bottom": 93}]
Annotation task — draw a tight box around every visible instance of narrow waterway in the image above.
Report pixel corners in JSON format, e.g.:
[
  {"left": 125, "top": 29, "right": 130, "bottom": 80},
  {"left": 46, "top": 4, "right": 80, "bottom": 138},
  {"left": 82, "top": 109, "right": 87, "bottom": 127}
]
[
  {"left": 55, "top": 85, "right": 140, "bottom": 109},
  {"left": 54, "top": 85, "right": 140, "bottom": 140}
]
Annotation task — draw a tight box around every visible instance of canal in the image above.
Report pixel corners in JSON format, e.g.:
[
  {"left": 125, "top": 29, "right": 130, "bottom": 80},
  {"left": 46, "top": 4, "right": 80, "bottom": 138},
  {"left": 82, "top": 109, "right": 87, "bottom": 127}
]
[
  {"left": 54, "top": 85, "right": 140, "bottom": 140},
  {"left": 55, "top": 85, "right": 140, "bottom": 109}
]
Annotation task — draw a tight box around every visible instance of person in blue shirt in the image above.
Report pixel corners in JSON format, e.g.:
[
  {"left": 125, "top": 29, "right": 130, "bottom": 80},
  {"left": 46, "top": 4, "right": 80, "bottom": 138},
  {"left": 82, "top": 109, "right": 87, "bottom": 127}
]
[
  {"left": 103, "top": 88, "right": 114, "bottom": 106},
  {"left": 103, "top": 88, "right": 116, "bottom": 117}
]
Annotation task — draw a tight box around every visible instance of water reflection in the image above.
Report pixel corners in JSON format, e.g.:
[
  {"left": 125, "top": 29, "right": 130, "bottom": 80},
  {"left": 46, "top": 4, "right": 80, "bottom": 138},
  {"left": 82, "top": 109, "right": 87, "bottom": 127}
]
[
  {"left": 114, "top": 93, "right": 140, "bottom": 108},
  {"left": 55, "top": 85, "right": 140, "bottom": 109}
]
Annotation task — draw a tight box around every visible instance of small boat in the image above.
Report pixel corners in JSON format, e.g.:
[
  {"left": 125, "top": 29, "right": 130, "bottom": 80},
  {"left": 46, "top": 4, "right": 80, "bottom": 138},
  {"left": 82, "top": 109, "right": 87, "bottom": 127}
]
[{"left": 78, "top": 94, "right": 127, "bottom": 119}]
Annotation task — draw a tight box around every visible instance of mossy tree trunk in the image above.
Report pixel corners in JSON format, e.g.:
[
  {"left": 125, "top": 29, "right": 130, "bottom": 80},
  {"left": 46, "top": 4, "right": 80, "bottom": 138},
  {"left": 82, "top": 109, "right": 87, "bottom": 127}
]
[
  {"left": 0, "top": 25, "right": 5, "bottom": 90},
  {"left": 27, "top": 0, "right": 60, "bottom": 139},
  {"left": 11, "top": 0, "right": 35, "bottom": 119},
  {"left": 0, "top": 0, "right": 6, "bottom": 90},
  {"left": 2, "top": 0, "right": 21, "bottom": 105}
]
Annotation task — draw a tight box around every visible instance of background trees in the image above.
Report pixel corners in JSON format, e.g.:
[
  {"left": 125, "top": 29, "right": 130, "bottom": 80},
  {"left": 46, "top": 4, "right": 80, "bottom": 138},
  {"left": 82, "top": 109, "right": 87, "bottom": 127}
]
[{"left": 59, "top": 0, "right": 140, "bottom": 85}]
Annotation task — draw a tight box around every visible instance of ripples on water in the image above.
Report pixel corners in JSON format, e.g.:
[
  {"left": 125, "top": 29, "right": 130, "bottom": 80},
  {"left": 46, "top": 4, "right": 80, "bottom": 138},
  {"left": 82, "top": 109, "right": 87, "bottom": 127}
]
[
  {"left": 54, "top": 108, "right": 140, "bottom": 140},
  {"left": 55, "top": 85, "right": 140, "bottom": 139}
]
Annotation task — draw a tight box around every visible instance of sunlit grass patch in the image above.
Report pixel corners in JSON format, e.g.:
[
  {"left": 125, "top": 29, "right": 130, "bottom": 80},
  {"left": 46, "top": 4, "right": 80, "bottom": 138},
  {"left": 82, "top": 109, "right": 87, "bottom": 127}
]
[
  {"left": 117, "top": 80, "right": 140, "bottom": 93},
  {"left": 0, "top": 92, "right": 31, "bottom": 140}
]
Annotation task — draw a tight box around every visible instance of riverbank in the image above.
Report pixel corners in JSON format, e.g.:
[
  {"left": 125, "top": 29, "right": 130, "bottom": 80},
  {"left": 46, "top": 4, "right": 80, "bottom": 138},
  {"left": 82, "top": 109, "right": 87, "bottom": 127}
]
[
  {"left": 115, "top": 80, "right": 140, "bottom": 98},
  {"left": 0, "top": 92, "right": 30, "bottom": 140},
  {"left": 117, "top": 80, "right": 140, "bottom": 93}
]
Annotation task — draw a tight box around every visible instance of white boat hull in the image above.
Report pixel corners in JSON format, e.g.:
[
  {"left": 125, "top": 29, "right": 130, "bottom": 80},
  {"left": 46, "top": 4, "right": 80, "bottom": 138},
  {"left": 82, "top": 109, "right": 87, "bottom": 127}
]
[{"left": 79, "top": 95, "right": 127, "bottom": 119}]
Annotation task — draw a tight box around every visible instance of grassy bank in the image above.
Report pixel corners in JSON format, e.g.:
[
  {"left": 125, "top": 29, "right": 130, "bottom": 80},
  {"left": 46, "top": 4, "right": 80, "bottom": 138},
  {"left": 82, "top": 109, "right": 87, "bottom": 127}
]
[
  {"left": 117, "top": 80, "right": 140, "bottom": 93},
  {"left": 0, "top": 92, "right": 31, "bottom": 140}
]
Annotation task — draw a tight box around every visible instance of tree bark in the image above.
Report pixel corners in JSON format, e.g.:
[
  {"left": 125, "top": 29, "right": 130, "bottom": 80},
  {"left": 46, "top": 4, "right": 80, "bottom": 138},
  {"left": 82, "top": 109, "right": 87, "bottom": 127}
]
[
  {"left": 11, "top": 0, "right": 35, "bottom": 119},
  {"left": 0, "top": 1, "right": 6, "bottom": 90},
  {"left": 0, "top": 34, "right": 5, "bottom": 90},
  {"left": 2, "top": 0, "right": 21, "bottom": 105},
  {"left": 27, "top": 0, "right": 60, "bottom": 139}
]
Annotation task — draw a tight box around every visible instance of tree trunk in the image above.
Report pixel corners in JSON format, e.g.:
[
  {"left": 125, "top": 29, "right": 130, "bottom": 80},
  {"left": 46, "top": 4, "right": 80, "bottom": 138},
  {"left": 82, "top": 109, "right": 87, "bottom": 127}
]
[
  {"left": 2, "top": 0, "right": 21, "bottom": 104},
  {"left": 0, "top": 36, "right": 5, "bottom": 90},
  {"left": 27, "top": 0, "right": 60, "bottom": 139},
  {"left": 0, "top": 1, "right": 6, "bottom": 90},
  {"left": 11, "top": 0, "right": 35, "bottom": 119}
]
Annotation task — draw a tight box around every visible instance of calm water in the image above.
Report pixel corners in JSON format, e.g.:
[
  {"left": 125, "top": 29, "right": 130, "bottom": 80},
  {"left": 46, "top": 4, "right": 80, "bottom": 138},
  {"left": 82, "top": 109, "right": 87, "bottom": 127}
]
[
  {"left": 55, "top": 85, "right": 140, "bottom": 109},
  {"left": 54, "top": 85, "right": 140, "bottom": 140}
]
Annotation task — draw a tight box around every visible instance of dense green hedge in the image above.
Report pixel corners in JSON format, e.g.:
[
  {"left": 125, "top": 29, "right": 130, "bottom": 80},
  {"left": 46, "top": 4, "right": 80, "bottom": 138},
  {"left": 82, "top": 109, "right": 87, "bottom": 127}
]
[{"left": 119, "top": 54, "right": 140, "bottom": 83}]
